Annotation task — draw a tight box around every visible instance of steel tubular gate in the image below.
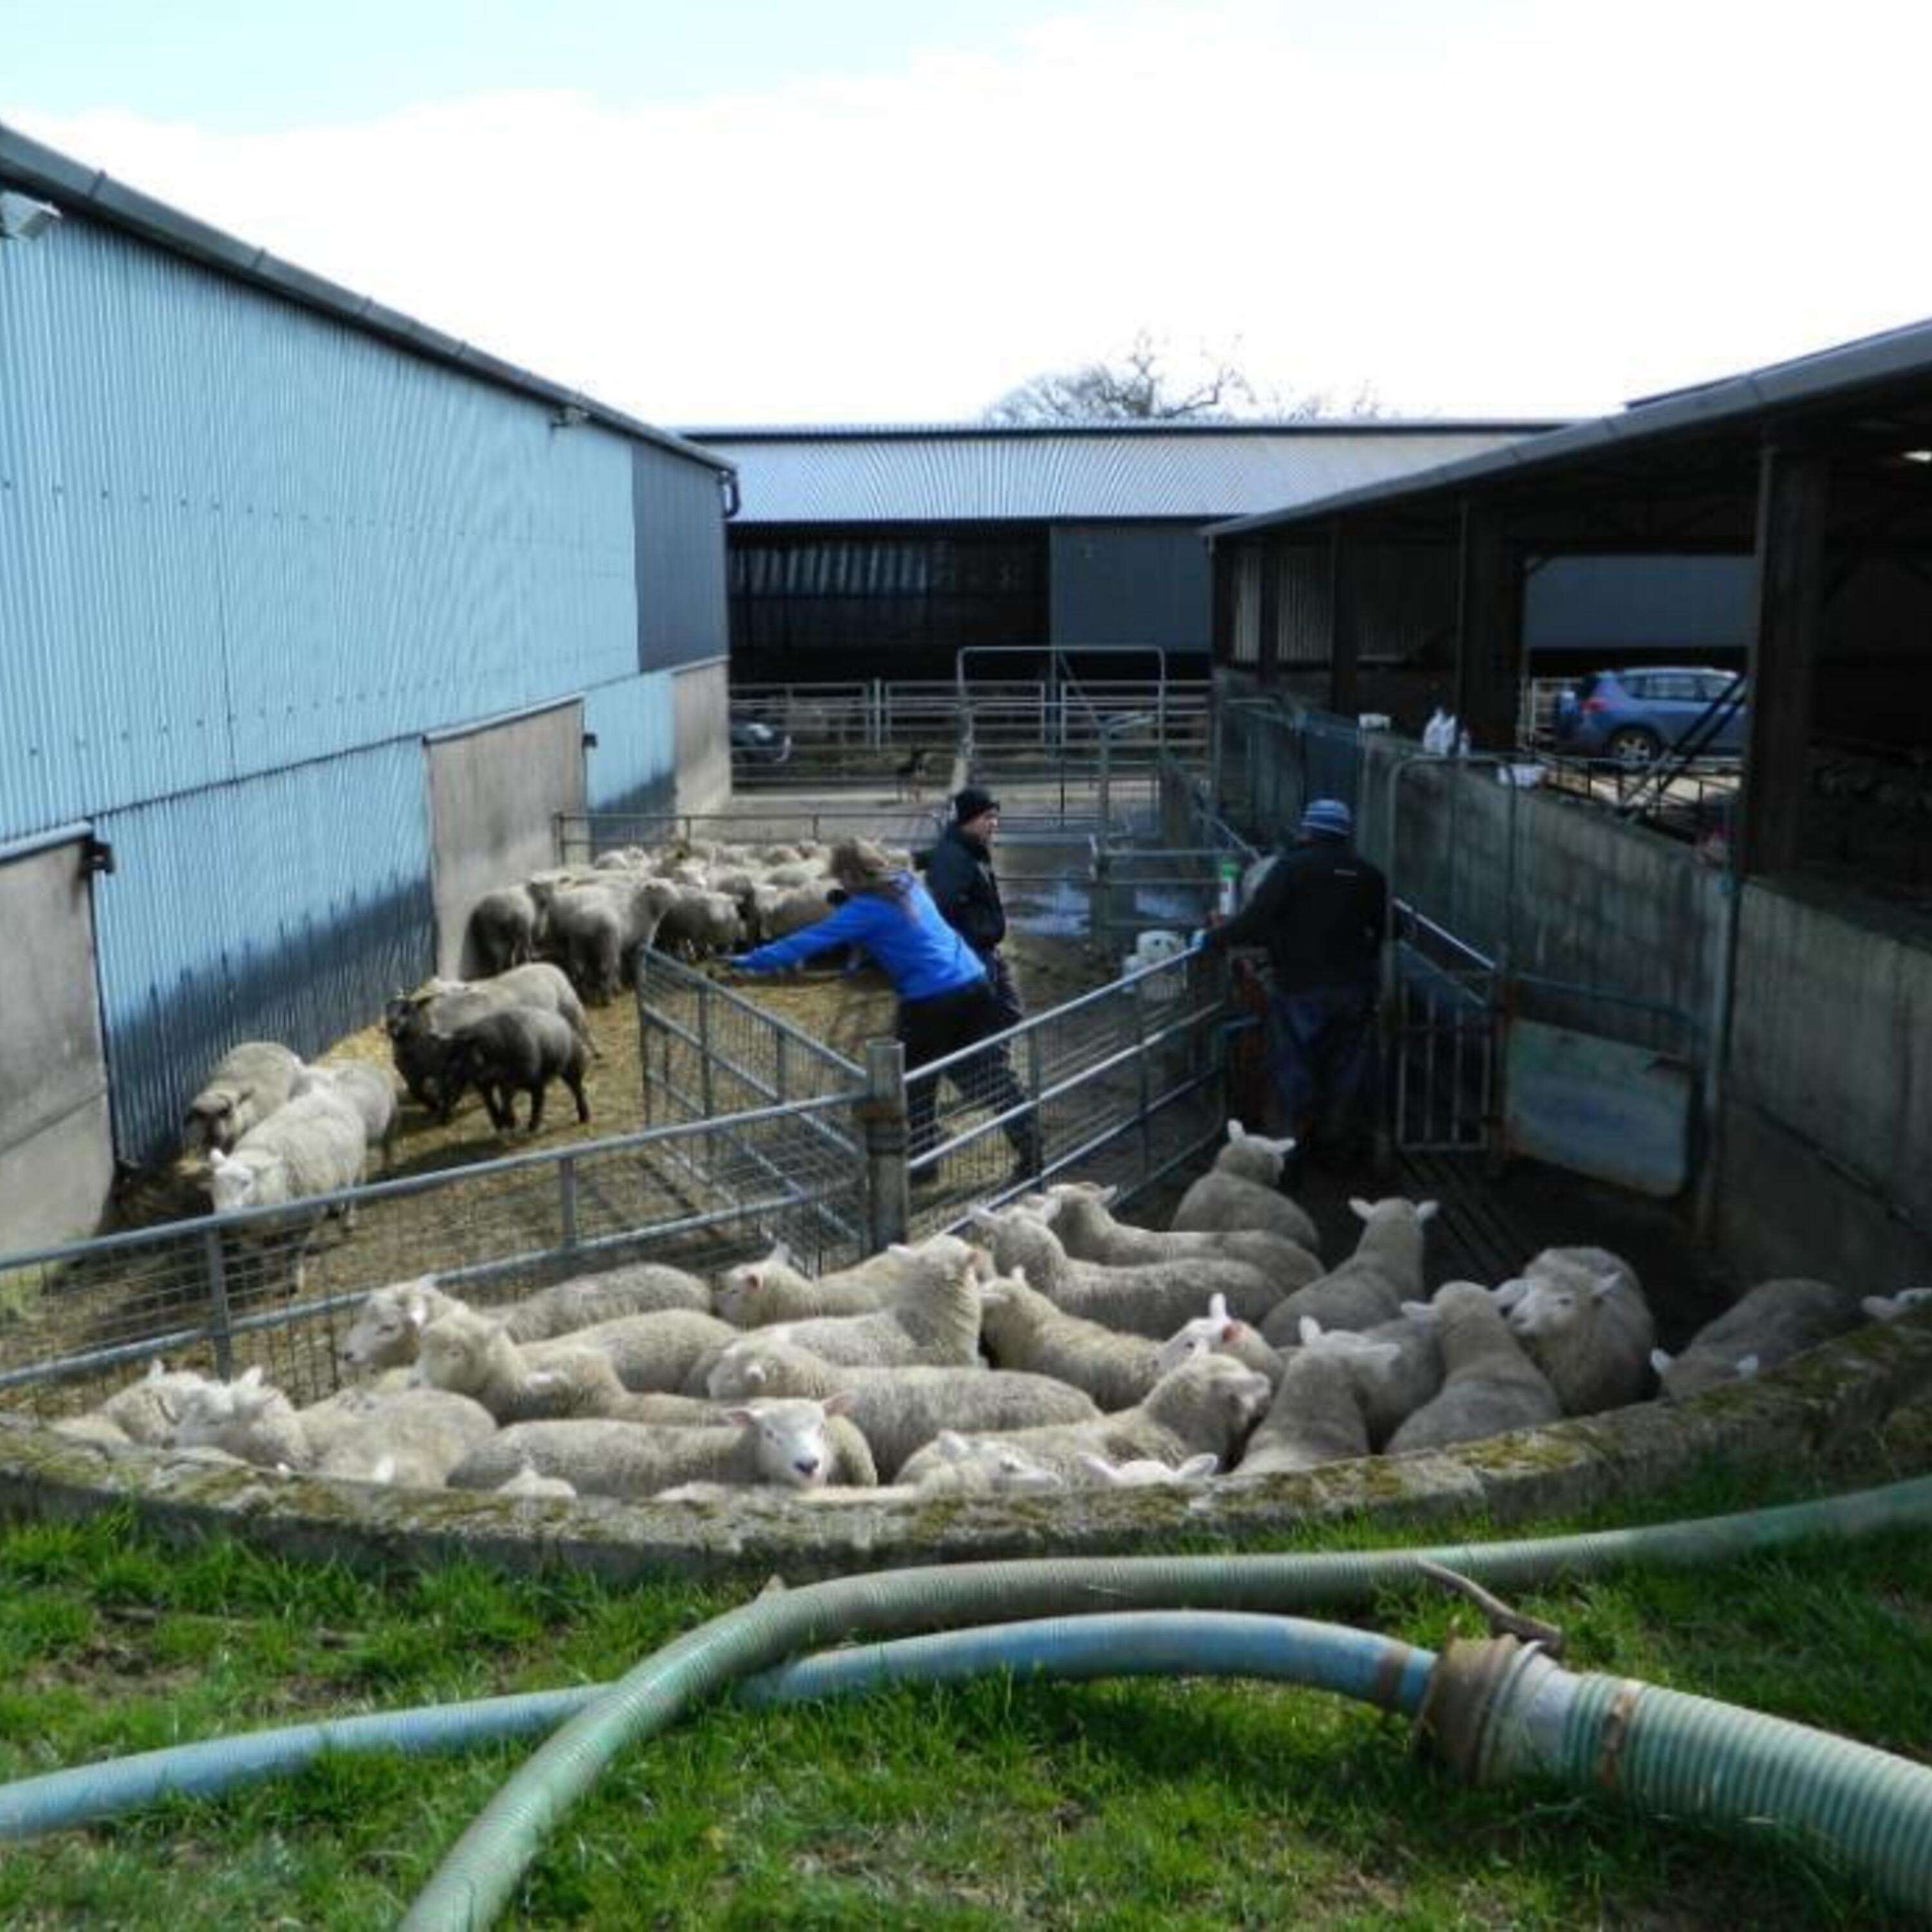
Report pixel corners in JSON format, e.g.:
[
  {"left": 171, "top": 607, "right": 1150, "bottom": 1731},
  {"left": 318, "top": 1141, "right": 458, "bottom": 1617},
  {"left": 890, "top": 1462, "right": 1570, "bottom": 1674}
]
[
  {"left": 0, "top": 1096, "right": 871, "bottom": 1425},
  {"left": 556, "top": 804, "right": 946, "bottom": 867},
  {"left": 902, "top": 947, "right": 1234, "bottom": 1236}
]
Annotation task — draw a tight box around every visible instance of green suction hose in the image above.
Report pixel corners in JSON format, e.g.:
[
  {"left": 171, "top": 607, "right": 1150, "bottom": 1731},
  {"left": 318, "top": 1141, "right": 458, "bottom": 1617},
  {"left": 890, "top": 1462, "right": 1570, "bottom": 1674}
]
[{"left": 400, "top": 1473, "right": 1932, "bottom": 1930}]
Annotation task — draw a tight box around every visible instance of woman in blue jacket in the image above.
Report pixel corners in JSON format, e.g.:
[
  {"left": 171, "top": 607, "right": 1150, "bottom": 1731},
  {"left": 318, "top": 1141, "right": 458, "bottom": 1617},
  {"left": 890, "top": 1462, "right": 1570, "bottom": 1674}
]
[{"left": 732, "top": 838, "right": 1040, "bottom": 1180}]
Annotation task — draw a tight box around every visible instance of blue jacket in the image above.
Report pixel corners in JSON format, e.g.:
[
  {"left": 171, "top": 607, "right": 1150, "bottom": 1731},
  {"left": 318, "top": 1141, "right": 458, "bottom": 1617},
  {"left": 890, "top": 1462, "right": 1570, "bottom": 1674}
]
[{"left": 734, "top": 875, "right": 988, "bottom": 1003}]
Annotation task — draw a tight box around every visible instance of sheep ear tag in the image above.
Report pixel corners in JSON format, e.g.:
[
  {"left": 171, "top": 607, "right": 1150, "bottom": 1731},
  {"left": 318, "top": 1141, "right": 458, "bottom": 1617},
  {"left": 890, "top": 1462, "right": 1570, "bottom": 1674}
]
[{"left": 1649, "top": 1348, "right": 1673, "bottom": 1375}]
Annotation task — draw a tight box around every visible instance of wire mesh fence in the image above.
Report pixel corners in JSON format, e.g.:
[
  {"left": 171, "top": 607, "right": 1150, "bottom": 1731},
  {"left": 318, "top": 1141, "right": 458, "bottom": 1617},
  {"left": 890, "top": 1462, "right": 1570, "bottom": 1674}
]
[
  {"left": 0, "top": 1097, "right": 869, "bottom": 1426},
  {"left": 904, "top": 947, "right": 1233, "bottom": 1236}
]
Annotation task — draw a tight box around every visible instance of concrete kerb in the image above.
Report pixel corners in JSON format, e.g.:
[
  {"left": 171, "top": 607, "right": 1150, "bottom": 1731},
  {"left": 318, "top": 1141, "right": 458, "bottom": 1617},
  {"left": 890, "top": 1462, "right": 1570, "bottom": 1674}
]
[{"left": 4, "top": 1314, "right": 1931, "bottom": 1587}]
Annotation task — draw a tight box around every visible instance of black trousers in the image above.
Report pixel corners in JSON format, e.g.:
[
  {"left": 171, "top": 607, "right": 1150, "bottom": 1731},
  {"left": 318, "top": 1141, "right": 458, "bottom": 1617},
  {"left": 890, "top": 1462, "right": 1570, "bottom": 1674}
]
[{"left": 900, "top": 980, "right": 1037, "bottom": 1166}]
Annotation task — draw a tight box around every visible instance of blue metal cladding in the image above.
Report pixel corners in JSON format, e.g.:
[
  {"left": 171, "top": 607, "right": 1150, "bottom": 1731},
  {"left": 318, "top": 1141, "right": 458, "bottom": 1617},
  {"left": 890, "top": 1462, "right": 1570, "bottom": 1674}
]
[
  {"left": 582, "top": 671, "right": 677, "bottom": 815},
  {"left": 91, "top": 739, "right": 435, "bottom": 1162},
  {"left": 1, "top": 209, "right": 656, "bottom": 842},
  {"left": 1049, "top": 524, "right": 1213, "bottom": 652},
  {"left": 634, "top": 442, "right": 727, "bottom": 672}
]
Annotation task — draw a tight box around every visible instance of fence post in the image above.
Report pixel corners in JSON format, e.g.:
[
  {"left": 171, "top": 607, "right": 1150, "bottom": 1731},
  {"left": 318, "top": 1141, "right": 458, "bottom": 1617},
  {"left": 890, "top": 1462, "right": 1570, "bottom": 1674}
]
[
  {"left": 1133, "top": 976, "right": 1152, "bottom": 1186},
  {"left": 775, "top": 1030, "right": 788, "bottom": 1106},
  {"left": 862, "top": 1039, "right": 909, "bottom": 1250},
  {"left": 558, "top": 1154, "right": 580, "bottom": 1250},
  {"left": 1025, "top": 1027, "right": 1046, "bottom": 1179},
  {"left": 697, "top": 976, "right": 715, "bottom": 1124},
  {"left": 202, "top": 1227, "right": 234, "bottom": 1381}
]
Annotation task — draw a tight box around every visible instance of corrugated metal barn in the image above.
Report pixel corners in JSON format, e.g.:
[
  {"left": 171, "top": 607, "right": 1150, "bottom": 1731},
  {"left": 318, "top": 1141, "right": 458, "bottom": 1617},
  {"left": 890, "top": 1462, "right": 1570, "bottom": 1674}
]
[
  {"left": 683, "top": 421, "right": 1558, "bottom": 683},
  {"left": 0, "top": 124, "right": 734, "bottom": 1244}
]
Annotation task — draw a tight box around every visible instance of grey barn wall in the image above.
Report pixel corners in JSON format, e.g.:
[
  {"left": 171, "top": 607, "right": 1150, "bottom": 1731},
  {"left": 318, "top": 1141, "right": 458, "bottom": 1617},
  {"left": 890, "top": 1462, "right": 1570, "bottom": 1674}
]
[
  {"left": 673, "top": 661, "right": 731, "bottom": 813},
  {"left": 635, "top": 444, "right": 730, "bottom": 673},
  {"left": 427, "top": 705, "right": 587, "bottom": 979},
  {"left": 0, "top": 835, "right": 115, "bottom": 1249},
  {"left": 1048, "top": 524, "right": 1212, "bottom": 654}
]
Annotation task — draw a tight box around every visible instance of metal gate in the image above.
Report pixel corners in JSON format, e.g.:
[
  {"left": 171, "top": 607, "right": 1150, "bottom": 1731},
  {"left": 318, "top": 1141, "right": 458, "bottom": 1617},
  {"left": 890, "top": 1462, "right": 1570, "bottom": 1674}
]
[{"left": 1385, "top": 904, "right": 1498, "bottom": 1155}]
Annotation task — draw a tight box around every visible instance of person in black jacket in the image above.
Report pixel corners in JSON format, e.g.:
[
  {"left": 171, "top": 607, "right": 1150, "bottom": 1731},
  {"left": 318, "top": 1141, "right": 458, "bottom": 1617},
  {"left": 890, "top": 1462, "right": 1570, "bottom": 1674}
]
[
  {"left": 923, "top": 786, "right": 1022, "bottom": 1023},
  {"left": 1198, "top": 797, "right": 1387, "bottom": 1165}
]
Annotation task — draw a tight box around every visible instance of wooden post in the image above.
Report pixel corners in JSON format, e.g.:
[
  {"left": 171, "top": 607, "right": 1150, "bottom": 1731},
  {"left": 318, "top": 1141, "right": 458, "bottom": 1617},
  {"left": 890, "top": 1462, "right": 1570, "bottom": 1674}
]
[
  {"left": 862, "top": 1039, "right": 909, "bottom": 1249},
  {"left": 1738, "top": 444, "right": 1829, "bottom": 877},
  {"left": 1454, "top": 504, "right": 1523, "bottom": 748}
]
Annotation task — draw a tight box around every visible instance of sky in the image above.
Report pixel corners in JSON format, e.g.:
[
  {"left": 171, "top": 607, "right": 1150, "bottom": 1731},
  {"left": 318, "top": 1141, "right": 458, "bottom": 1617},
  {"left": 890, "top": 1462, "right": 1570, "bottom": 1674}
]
[{"left": 6, "top": 0, "right": 1931, "bottom": 430}]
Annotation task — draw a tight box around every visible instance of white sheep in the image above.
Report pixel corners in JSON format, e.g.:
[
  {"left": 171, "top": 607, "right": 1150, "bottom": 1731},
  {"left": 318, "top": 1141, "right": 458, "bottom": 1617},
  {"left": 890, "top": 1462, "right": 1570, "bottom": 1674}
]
[
  {"left": 714, "top": 1235, "right": 981, "bottom": 1327},
  {"left": 1651, "top": 1278, "right": 1868, "bottom": 1399},
  {"left": 704, "top": 1340, "right": 1101, "bottom": 1480},
  {"left": 495, "top": 1463, "right": 580, "bottom": 1501},
  {"left": 1029, "top": 1182, "right": 1322, "bottom": 1289},
  {"left": 1151, "top": 1293, "right": 1287, "bottom": 1388},
  {"left": 292, "top": 1061, "right": 399, "bottom": 1170},
  {"left": 1258, "top": 1197, "right": 1438, "bottom": 1345},
  {"left": 543, "top": 879, "right": 679, "bottom": 999},
  {"left": 1170, "top": 1122, "right": 1321, "bottom": 1253},
  {"left": 971, "top": 1208, "right": 1282, "bottom": 1337},
  {"left": 412, "top": 1303, "right": 654, "bottom": 1423},
  {"left": 540, "top": 1308, "right": 744, "bottom": 1394},
  {"left": 1385, "top": 1283, "right": 1562, "bottom": 1454},
  {"left": 495, "top": 1260, "right": 713, "bottom": 1336},
  {"left": 747, "top": 1242, "right": 983, "bottom": 1368},
  {"left": 976, "top": 1269, "right": 1182, "bottom": 1411},
  {"left": 207, "top": 1084, "right": 369, "bottom": 1289},
  {"left": 87, "top": 1361, "right": 231, "bottom": 1447},
  {"left": 446, "top": 1397, "right": 862, "bottom": 1499},
  {"left": 1493, "top": 1247, "right": 1654, "bottom": 1416},
  {"left": 895, "top": 1353, "right": 1271, "bottom": 1487},
  {"left": 173, "top": 1368, "right": 495, "bottom": 1486},
  {"left": 1864, "top": 1287, "right": 1932, "bottom": 1324},
  {"left": 182, "top": 1041, "right": 306, "bottom": 1156},
  {"left": 1233, "top": 1327, "right": 1392, "bottom": 1477},
  {"left": 1291, "top": 1313, "right": 1443, "bottom": 1446},
  {"left": 1078, "top": 1452, "right": 1219, "bottom": 1488}
]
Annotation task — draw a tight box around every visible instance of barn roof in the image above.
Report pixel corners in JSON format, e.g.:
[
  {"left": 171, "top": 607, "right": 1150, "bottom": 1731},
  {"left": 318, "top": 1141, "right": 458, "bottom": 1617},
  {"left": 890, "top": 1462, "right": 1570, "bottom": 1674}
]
[{"left": 681, "top": 420, "right": 1561, "bottom": 524}]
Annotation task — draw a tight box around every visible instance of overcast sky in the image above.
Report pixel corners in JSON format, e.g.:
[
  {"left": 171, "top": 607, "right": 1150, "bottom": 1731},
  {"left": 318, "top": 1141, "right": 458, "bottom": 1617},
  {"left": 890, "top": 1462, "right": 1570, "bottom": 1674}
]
[{"left": 8, "top": 0, "right": 1930, "bottom": 429}]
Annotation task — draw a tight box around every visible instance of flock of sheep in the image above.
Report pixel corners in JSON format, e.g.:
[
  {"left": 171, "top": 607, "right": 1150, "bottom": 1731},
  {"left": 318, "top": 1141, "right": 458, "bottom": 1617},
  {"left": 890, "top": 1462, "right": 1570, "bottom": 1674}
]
[
  {"left": 171, "top": 833, "right": 911, "bottom": 1238},
  {"left": 62, "top": 1120, "right": 1930, "bottom": 1508}
]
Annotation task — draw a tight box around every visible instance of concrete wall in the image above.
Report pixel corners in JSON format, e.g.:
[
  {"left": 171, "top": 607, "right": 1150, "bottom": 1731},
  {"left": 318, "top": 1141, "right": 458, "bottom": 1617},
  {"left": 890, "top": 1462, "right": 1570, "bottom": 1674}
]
[
  {"left": 1719, "top": 881, "right": 1932, "bottom": 1284},
  {"left": 426, "top": 704, "right": 586, "bottom": 978},
  {"left": 672, "top": 659, "right": 730, "bottom": 814},
  {"left": 0, "top": 836, "right": 115, "bottom": 1248}
]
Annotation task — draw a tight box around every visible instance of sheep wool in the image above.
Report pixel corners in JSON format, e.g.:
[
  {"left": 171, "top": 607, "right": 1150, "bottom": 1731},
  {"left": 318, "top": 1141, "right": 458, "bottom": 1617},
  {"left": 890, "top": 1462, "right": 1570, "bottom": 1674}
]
[{"left": 1385, "top": 1283, "right": 1562, "bottom": 1454}]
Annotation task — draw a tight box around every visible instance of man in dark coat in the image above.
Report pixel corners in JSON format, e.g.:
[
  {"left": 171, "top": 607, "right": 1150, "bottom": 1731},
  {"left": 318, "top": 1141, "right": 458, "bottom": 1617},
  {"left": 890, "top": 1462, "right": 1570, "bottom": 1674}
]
[
  {"left": 923, "top": 786, "right": 1021, "bottom": 1023},
  {"left": 1198, "top": 797, "right": 1387, "bottom": 1165}
]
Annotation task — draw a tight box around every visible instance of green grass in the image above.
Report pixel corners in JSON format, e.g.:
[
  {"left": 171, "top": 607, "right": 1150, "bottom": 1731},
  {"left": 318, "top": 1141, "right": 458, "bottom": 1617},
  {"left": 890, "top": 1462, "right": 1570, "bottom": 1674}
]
[{"left": 1, "top": 1465, "right": 1929, "bottom": 1929}]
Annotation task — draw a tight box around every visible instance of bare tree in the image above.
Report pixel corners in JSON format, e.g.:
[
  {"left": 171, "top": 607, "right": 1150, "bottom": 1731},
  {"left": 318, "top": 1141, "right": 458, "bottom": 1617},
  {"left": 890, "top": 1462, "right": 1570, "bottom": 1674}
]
[{"left": 983, "top": 330, "right": 1375, "bottom": 424}]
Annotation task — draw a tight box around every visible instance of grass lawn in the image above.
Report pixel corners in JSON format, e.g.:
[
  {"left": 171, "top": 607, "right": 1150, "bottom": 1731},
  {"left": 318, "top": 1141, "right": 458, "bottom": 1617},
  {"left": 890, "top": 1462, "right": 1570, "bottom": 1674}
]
[{"left": 1, "top": 1460, "right": 1929, "bottom": 1929}]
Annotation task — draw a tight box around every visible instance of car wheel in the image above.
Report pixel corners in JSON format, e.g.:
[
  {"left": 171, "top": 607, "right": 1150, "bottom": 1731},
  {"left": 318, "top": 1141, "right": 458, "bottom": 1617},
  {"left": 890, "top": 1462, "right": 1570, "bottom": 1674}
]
[{"left": 1605, "top": 726, "right": 1662, "bottom": 768}]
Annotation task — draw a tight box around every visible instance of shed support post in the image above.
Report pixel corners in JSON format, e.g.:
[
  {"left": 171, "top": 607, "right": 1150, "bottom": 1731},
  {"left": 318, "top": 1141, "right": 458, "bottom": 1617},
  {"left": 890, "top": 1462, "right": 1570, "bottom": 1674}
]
[
  {"left": 1738, "top": 444, "right": 1829, "bottom": 878},
  {"left": 1454, "top": 504, "right": 1523, "bottom": 750},
  {"left": 1328, "top": 528, "right": 1359, "bottom": 718}
]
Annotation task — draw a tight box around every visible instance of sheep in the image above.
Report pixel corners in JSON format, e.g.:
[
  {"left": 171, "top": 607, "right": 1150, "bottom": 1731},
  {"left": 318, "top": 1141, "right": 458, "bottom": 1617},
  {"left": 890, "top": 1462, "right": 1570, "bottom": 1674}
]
[
  {"left": 900, "top": 1433, "right": 1068, "bottom": 1496},
  {"left": 1291, "top": 1312, "right": 1443, "bottom": 1446},
  {"left": 704, "top": 1340, "right": 1101, "bottom": 1479},
  {"left": 971, "top": 1208, "right": 1282, "bottom": 1337},
  {"left": 976, "top": 1269, "right": 1180, "bottom": 1411},
  {"left": 1170, "top": 1122, "right": 1321, "bottom": 1253},
  {"left": 1385, "top": 1283, "right": 1563, "bottom": 1454},
  {"left": 1233, "top": 1325, "right": 1392, "bottom": 1477},
  {"left": 1492, "top": 1247, "right": 1654, "bottom": 1416},
  {"left": 543, "top": 878, "right": 679, "bottom": 1000},
  {"left": 467, "top": 886, "right": 541, "bottom": 976},
  {"left": 714, "top": 1235, "right": 983, "bottom": 1327},
  {"left": 1651, "top": 1278, "right": 1868, "bottom": 1400},
  {"left": 88, "top": 1361, "right": 229, "bottom": 1446},
  {"left": 746, "top": 1241, "right": 983, "bottom": 1369},
  {"left": 538, "top": 1308, "right": 743, "bottom": 1394},
  {"left": 495, "top": 1464, "right": 579, "bottom": 1501},
  {"left": 413, "top": 1303, "right": 643, "bottom": 1423},
  {"left": 437, "top": 1007, "right": 590, "bottom": 1133},
  {"left": 748, "top": 882, "right": 837, "bottom": 944},
  {"left": 384, "top": 962, "right": 593, "bottom": 1112},
  {"left": 1028, "top": 1182, "right": 1323, "bottom": 1289},
  {"left": 339, "top": 1265, "right": 712, "bottom": 1372},
  {"left": 1258, "top": 1197, "right": 1438, "bottom": 1345},
  {"left": 207, "top": 1083, "right": 369, "bottom": 1281},
  {"left": 173, "top": 1368, "right": 495, "bottom": 1486},
  {"left": 895, "top": 1353, "right": 1271, "bottom": 1487},
  {"left": 1079, "top": 1452, "right": 1219, "bottom": 1488},
  {"left": 182, "top": 1041, "right": 306, "bottom": 1155},
  {"left": 446, "top": 1397, "right": 860, "bottom": 1499},
  {"left": 292, "top": 1061, "right": 399, "bottom": 1170},
  {"left": 1864, "top": 1287, "right": 1932, "bottom": 1324},
  {"left": 656, "top": 887, "right": 744, "bottom": 958},
  {"left": 1151, "top": 1293, "right": 1287, "bottom": 1388}
]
